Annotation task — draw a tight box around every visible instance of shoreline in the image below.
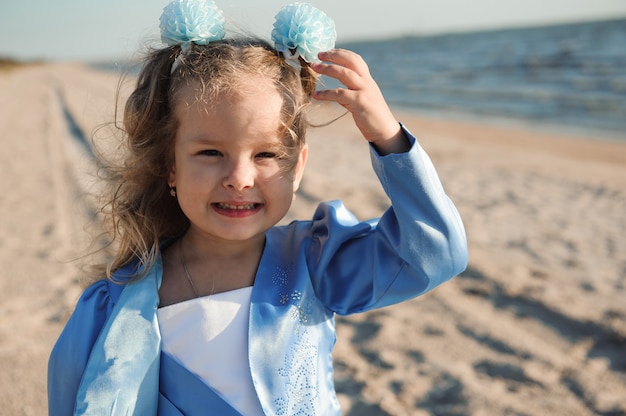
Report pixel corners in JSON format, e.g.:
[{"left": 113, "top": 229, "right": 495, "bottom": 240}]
[
  {"left": 392, "top": 106, "right": 626, "bottom": 189},
  {"left": 396, "top": 107, "right": 626, "bottom": 162},
  {"left": 391, "top": 104, "right": 626, "bottom": 144}
]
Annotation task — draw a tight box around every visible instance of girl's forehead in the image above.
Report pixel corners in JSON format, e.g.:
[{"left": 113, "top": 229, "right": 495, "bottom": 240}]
[
  {"left": 174, "top": 76, "right": 280, "bottom": 108},
  {"left": 174, "top": 78, "right": 285, "bottom": 136}
]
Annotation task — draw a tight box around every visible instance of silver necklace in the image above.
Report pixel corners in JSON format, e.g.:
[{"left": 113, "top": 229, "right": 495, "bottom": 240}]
[{"left": 179, "top": 239, "right": 201, "bottom": 298}]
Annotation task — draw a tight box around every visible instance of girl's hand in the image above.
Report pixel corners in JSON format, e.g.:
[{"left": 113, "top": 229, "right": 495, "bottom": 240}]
[{"left": 312, "top": 49, "right": 410, "bottom": 155}]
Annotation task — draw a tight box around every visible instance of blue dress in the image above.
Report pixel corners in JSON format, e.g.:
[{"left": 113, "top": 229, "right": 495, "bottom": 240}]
[{"left": 48, "top": 127, "right": 468, "bottom": 415}]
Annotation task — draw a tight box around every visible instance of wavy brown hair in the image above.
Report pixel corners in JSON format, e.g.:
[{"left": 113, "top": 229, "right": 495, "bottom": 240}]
[{"left": 93, "top": 38, "right": 318, "bottom": 281}]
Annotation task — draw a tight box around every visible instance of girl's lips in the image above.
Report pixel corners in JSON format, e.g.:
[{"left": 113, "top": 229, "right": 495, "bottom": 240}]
[{"left": 211, "top": 202, "right": 263, "bottom": 218}]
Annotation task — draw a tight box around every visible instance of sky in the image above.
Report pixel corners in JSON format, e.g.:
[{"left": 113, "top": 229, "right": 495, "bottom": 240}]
[{"left": 1, "top": 0, "right": 625, "bottom": 62}]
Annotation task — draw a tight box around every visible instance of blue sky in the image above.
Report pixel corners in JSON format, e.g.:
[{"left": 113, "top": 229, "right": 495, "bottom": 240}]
[{"left": 1, "top": 0, "right": 625, "bottom": 61}]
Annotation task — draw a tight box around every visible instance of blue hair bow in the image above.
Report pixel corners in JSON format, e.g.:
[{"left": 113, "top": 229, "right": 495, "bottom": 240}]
[
  {"left": 160, "top": 0, "right": 226, "bottom": 51},
  {"left": 272, "top": 3, "right": 336, "bottom": 63}
]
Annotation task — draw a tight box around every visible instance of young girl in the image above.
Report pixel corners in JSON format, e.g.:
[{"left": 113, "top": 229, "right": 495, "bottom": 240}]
[{"left": 48, "top": 1, "right": 467, "bottom": 415}]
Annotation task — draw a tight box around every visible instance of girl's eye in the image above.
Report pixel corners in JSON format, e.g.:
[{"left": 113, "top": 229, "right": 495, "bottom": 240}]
[
  {"left": 256, "top": 152, "right": 278, "bottom": 159},
  {"left": 199, "top": 149, "right": 222, "bottom": 157}
]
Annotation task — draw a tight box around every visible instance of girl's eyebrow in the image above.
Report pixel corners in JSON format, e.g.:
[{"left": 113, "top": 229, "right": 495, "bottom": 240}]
[
  {"left": 256, "top": 140, "right": 283, "bottom": 148},
  {"left": 186, "top": 135, "right": 283, "bottom": 150},
  {"left": 187, "top": 135, "right": 220, "bottom": 144}
]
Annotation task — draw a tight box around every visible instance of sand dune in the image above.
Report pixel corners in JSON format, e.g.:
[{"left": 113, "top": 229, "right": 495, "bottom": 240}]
[{"left": 1, "top": 63, "right": 624, "bottom": 415}]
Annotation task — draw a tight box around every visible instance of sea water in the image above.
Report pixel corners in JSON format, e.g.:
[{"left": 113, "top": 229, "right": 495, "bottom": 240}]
[{"left": 340, "top": 18, "right": 626, "bottom": 137}]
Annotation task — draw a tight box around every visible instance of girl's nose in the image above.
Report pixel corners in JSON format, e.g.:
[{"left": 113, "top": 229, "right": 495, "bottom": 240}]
[{"left": 222, "top": 159, "right": 255, "bottom": 191}]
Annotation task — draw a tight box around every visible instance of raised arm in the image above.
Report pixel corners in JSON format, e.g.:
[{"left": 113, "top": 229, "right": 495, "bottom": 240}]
[{"left": 305, "top": 49, "right": 467, "bottom": 314}]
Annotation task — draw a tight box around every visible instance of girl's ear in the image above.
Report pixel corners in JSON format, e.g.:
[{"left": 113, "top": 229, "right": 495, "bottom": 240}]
[
  {"left": 292, "top": 143, "right": 308, "bottom": 193},
  {"left": 168, "top": 166, "right": 176, "bottom": 188}
]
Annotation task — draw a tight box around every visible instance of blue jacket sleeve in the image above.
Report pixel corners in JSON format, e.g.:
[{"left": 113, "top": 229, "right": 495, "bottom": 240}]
[
  {"left": 307, "top": 125, "right": 468, "bottom": 315},
  {"left": 47, "top": 280, "right": 121, "bottom": 415}
]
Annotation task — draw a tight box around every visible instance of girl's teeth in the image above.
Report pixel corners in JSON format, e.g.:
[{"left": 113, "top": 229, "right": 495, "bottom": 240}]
[{"left": 218, "top": 203, "right": 255, "bottom": 210}]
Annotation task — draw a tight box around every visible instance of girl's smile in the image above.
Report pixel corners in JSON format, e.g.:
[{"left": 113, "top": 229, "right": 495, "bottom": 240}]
[{"left": 212, "top": 201, "right": 263, "bottom": 218}]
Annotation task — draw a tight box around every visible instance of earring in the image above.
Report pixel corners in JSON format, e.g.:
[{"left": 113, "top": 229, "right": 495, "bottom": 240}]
[{"left": 170, "top": 187, "right": 177, "bottom": 197}]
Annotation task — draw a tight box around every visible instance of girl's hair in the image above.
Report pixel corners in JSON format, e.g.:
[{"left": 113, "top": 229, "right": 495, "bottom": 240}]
[{"left": 92, "top": 38, "right": 317, "bottom": 281}]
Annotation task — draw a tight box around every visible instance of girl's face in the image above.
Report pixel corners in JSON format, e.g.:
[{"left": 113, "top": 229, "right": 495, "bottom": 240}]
[{"left": 169, "top": 77, "right": 307, "bottom": 246}]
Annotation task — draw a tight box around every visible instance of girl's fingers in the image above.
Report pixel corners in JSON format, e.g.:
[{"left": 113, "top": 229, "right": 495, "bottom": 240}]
[
  {"left": 311, "top": 62, "right": 363, "bottom": 90},
  {"left": 318, "top": 49, "right": 369, "bottom": 76},
  {"left": 312, "top": 49, "right": 371, "bottom": 90},
  {"left": 312, "top": 87, "right": 357, "bottom": 106}
]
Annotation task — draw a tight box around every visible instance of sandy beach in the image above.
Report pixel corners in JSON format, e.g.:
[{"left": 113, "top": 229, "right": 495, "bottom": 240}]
[{"left": 1, "top": 63, "right": 625, "bottom": 415}]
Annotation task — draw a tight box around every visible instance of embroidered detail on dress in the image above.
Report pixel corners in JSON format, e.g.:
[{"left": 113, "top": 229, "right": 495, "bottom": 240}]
[
  {"left": 282, "top": 290, "right": 310, "bottom": 328},
  {"left": 288, "top": 306, "right": 309, "bottom": 325},
  {"left": 273, "top": 265, "right": 319, "bottom": 414},
  {"left": 274, "top": 333, "right": 319, "bottom": 415},
  {"left": 272, "top": 266, "right": 290, "bottom": 287},
  {"left": 279, "top": 290, "right": 303, "bottom": 306}
]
